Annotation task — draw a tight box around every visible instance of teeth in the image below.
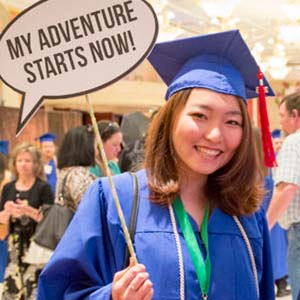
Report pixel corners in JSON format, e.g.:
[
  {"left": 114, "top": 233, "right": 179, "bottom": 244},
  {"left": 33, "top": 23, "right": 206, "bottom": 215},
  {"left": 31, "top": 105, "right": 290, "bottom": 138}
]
[{"left": 196, "top": 147, "right": 220, "bottom": 156}]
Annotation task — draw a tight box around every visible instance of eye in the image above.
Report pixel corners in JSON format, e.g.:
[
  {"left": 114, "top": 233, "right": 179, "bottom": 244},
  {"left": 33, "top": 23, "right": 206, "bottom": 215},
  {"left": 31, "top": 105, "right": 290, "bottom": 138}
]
[
  {"left": 192, "top": 113, "right": 207, "bottom": 120},
  {"left": 226, "top": 120, "right": 242, "bottom": 126}
]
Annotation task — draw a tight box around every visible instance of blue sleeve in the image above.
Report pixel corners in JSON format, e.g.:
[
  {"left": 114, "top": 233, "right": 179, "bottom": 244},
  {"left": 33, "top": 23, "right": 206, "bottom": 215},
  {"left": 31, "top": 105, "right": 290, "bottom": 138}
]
[
  {"left": 257, "top": 210, "right": 275, "bottom": 300},
  {"left": 37, "top": 179, "right": 116, "bottom": 300},
  {"left": 260, "top": 174, "right": 274, "bottom": 213}
]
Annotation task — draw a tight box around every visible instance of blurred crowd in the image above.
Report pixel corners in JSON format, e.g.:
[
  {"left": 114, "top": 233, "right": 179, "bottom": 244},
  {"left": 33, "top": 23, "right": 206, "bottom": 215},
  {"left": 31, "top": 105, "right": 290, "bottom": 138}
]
[
  {"left": 0, "top": 116, "right": 148, "bottom": 300},
  {"left": 0, "top": 93, "right": 299, "bottom": 300}
]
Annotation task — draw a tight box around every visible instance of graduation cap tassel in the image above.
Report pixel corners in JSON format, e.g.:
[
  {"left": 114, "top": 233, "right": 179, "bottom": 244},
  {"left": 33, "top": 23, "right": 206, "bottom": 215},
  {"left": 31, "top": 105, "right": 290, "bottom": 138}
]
[{"left": 257, "top": 69, "right": 277, "bottom": 168}]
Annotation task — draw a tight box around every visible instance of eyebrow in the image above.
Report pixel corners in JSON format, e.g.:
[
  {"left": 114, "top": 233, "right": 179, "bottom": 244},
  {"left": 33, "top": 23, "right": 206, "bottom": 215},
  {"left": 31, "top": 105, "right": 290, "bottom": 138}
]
[{"left": 194, "top": 104, "right": 242, "bottom": 116}]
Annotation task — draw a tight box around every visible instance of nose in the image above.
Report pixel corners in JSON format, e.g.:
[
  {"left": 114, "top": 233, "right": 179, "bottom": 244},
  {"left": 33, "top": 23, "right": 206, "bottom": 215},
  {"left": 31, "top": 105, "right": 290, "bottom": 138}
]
[
  {"left": 205, "top": 126, "right": 222, "bottom": 143},
  {"left": 116, "top": 144, "right": 122, "bottom": 154}
]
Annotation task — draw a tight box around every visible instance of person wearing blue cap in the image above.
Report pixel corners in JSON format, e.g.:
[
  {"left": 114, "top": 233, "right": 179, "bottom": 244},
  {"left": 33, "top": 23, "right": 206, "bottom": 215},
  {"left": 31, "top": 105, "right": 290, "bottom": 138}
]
[
  {"left": 37, "top": 133, "right": 57, "bottom": 194},
  {"left": 256, "top": 129, "right": 290, "bottom": 297},
  {"left": 0, "top": 140, "right": 12, "bottom": 193},
  {"left": 267, "top": 92, "right": 300, "bottom": 300},
  {"left": 0, "top": 140, "right": 11, "bottom": 297},
  {"left": 38, "top": 30, "right": 275, "bottom": 300},
  {"left": 0, "top": 141, "right": 9, "bottom": 157},
  {"left": 269, "top": 129, "right": 290, "bottom": 297},
  {"left": 271, "top": 129, "right": 283, "bottom": 154}
]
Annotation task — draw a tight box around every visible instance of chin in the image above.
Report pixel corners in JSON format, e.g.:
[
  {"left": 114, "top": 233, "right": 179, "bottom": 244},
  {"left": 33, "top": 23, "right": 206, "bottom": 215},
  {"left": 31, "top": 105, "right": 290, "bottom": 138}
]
[{"left": 198, "top": 169, "right": 218, "bottom": 175}]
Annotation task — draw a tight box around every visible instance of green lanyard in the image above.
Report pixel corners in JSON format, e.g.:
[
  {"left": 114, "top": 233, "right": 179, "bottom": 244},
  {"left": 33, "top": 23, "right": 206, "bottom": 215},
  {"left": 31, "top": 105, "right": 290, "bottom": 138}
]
[{"left": 173, "top": 196, "right": 211, "bottom": 300}]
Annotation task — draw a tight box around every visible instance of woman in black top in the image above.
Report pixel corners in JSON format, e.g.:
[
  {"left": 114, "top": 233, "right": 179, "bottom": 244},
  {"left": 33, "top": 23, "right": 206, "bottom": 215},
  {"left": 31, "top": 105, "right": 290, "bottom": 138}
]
[{"left": 0, "top": 142, "right": 53, "bottom": 300}]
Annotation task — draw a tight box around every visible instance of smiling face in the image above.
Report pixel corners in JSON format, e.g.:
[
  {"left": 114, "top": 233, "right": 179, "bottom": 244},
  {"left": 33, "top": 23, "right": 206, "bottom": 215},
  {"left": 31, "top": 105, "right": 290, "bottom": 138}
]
[{"left": 172, "top": 88, "right": 243, "bottom": 181}]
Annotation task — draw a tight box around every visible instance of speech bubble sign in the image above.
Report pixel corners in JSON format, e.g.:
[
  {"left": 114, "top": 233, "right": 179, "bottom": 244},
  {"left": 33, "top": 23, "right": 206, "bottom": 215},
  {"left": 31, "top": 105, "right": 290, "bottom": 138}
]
[{"left": 0, "top": 0, "right": 158, "bottom": 135}]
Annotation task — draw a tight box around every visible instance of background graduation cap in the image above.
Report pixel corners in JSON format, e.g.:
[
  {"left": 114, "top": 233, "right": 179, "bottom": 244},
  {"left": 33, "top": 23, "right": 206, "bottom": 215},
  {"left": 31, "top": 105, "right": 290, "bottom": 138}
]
[
  {"left": 36, "top": 133, "right": 57, "bottom": 143},
  {"left": 0, "top": 140, "right": 9, "bottom": 155},
  {"left": 148, "top": 29, "right": 276, "bottom": 167},
  {"left": 271, "top": 129, "right": 281, "bottom": 139}
]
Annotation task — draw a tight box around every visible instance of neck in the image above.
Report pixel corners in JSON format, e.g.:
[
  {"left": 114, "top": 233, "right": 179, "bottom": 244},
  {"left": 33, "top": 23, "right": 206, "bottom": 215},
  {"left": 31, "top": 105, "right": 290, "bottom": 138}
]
[
  {"left": 179, "top": 176, "right": 207, "bottom": 226},
  {"left": 43, "top": 156, "right": 52, "bottom": 164},
  {"left": 17, "top": 176, "right": 35, "bottom": 186}
]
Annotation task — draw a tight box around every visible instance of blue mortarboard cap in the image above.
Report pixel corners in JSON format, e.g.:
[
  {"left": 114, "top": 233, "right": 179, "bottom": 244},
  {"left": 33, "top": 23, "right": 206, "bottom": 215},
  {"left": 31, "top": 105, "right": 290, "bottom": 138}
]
[
  {"left": 36, "top": 133, "right": 57, "bottom": 143},
  {"left": 148, "top": 30, "right": 275, "bottom": 101},
  {"left": 271, "top": 129, "right": 281, "bottom": 138},
  {"left": 0, "top": 140, "right": 9, "bottom": 155}
]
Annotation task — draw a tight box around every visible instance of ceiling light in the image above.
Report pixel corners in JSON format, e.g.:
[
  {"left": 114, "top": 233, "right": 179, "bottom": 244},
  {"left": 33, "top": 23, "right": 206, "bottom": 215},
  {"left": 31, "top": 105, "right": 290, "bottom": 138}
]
[
  {"left": 279, "top": 25, "right": 300, "bottom": 43},
  {"left": 268, "top": 67, "right": 290, "bottom": 80},
  {"left": 259, "top": 62, "right": 269, "bottom": 73},
  {"left": 281, "top": 3, "right": 300, "bottom": 21},
  {"left": 157, "top": 28, "right": 184, "bottom": 42},
  {"left": 268, "top": 55, "right": 288, "bottom": 69},
  {"left": 201, "top": 0, "right": 239, "bottom": 19},
  {"left": 253, "top": 42, "right": 265, "bottom": 53},
  {"left": 227, "top": 17, "right": 239, "bottom": 27},
  {"left": 210, "top": 17, "right": 220, "bottom": 25},
  {"left": 166, "top": 11, "right": 175, "bottom": 20}
]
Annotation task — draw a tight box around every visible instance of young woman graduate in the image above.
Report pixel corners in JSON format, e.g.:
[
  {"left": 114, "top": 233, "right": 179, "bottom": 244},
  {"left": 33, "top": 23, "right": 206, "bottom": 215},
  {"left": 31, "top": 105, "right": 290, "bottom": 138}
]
[{"left": 37, "top": 30, "right": 275, "bottom": 300}]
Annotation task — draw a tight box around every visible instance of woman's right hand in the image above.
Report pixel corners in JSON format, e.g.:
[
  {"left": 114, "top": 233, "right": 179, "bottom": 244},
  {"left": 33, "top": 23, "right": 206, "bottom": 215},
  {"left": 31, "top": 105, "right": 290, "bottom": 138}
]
[
  {"left": 112, "top": 257, "right": 153, "bottom": 300},
  {"left": 4, "top": 201, "right": 19, "bottom": 216},
  {"left": 4, "top": 200, "right": 23, "bottom": 218}
]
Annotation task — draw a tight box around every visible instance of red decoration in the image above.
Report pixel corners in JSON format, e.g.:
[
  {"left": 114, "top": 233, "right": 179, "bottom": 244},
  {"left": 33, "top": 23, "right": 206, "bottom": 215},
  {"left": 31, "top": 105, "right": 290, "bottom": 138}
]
[{"left": 257, "top": 69, "right": 277, "bottom": 167}]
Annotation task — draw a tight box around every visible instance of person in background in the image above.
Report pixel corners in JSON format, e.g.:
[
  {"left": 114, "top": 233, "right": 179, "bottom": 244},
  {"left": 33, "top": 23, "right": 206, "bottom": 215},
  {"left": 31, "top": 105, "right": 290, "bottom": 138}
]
[
  {"left": 268, "top": 129, "right": 290, "bottom": 297},
  {"left": 56, "top": 125, "right": 96, "bottom": 212},
  {"left": 90, "top": 120, "right": 122, "bottom": 177},
  {"left": 267, "top": 92, "right": 300, "bottom": 300},
  {"left": 37, "top": 133, "right": 57, "bottom": 195},
  {"left": 271, "top": 129, "right": 283, "bottom": 153},
  {"left": 254, "top": 128, "right": 290, "bottom": 297},
  {"left": 38, "top": 30, "right": 275, "bottom": 300},
  {"left": 119, "top": 111, "right": 159, "bottom": 173},
  {"left": 0, "top": 142, "right": 54, "bottom": 300},
  {"left": 0, "top": 141, "right": 12, "bottom": 300},
  {"left": 0, "top": 141, "right": 12, "bottom": 192}
]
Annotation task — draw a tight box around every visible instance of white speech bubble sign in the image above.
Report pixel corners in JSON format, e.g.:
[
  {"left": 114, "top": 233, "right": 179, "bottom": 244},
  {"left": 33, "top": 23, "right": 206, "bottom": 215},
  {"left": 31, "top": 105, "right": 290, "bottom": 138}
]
[{"left": 0, "top": 0, "right": 158, "bottom": 135}]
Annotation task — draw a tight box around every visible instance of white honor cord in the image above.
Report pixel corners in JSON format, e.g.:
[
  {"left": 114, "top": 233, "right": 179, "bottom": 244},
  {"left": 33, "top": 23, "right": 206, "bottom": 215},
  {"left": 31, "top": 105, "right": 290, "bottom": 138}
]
[
  {"left": 168, "top": 204, "right": 185, "bottom": 300},
  {"left": 169, "top": 204, "right": 259, "bottom": 300},
  {"left": 233, "top": 216, "right": 259, "bottom": 300}
]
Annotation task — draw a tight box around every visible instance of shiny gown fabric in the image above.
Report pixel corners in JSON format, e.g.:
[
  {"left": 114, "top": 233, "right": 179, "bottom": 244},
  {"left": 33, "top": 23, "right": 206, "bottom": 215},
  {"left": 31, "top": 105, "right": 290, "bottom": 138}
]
[{"left": 38, "top": 170, "right": 274, "bottom": 300}]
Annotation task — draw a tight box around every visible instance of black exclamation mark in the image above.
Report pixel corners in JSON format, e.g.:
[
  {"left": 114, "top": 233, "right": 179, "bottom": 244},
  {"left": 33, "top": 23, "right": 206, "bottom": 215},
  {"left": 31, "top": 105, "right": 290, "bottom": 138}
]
[{"left": 127, "top": 30, "right": 136, "bottom": 51}]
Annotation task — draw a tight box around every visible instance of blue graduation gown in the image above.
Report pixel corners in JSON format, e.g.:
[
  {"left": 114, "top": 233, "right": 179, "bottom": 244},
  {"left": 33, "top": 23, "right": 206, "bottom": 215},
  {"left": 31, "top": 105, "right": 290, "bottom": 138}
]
[
  {"left": 0, "top": 240, "right": 8, "bottom": 282},
  {"left": 38, "top": 170, "right": 274, "bottom": 300},
  {"left": 262, "top": 173, "right": 288, "bottom": 280},
  {"left": 45, "top": 159, "right": 57, "bottom": 194}
]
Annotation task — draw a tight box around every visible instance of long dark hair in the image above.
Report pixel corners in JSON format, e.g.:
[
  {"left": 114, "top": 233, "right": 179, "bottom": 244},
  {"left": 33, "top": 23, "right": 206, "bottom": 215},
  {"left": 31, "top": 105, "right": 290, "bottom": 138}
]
[{"left": 57, "top": 126, "right": 95, "bottom": 169}]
